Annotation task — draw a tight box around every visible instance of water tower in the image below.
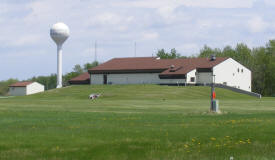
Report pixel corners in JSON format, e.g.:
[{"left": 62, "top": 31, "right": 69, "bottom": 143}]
[{"left": 50, "top": 22, "right": 70, "bottom": 88}]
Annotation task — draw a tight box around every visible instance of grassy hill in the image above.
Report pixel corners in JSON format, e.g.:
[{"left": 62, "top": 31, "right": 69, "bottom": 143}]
[
  {"left": 22, "top": 85, "right": 255, "bottom": 100},
  {"left": 0, "top": 85, "right": 274, "bottom": 160}
]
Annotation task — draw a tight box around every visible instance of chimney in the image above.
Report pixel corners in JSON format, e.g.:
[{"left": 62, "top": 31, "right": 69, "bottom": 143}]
[{"left": 210, "top": 55, "right": 216, "bottom": 61}]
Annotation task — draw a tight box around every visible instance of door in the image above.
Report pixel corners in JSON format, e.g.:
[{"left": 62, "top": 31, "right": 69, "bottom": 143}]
[
  {"left": 103, "top": 74, "right": 107, "bottom": 84},
  {"left": 196, "top": 72, "right": 212, "bottom": 84}
]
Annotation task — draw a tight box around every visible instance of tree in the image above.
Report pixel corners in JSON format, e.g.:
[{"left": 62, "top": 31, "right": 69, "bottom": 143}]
[
  {"left": 156, "top": 48, "right": 181, "bottom": 59},
  {"left": 0, "top": 79, "right": 18, "bottom": 96},
  {"left": 83, "top": 61, "right": 99, "bottom": 72},
  {"left": 199, "top": 45, "right": 213, "bottom": 58},
  {"left": 28, "top": 74, "right": 57, "bottom": 90},
  {"left": 199, "top": 45, "right": 222, "bottom": 58},
  {"left": 235, "top": 43, "right": 253, "bottom": 68},
  {"left": 73, "top": 64, "right": 84, "bottom": 74},
  {"left": 266, "top": 40, "right": 275, "bottom": 56},
  {"left": 222, "top": 46, "right": 235, "bottom": 58},
  {"left": 63, "top": 72, "right": 79, "bottom": 86}
]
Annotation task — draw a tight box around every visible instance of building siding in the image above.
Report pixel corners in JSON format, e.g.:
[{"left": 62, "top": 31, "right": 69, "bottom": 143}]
[
  {"left": 26, "top": 82, "right": 45, "bottom": 95},
  {"left": 91, "top": 74, "right": 104, "bottom": 84},
  {"left": 213, "top": 58, "right": 251, "bottom": 92},
  {"left": 9, "top": 87, "right": 26, "bottom": 96},
  {"left": 196, "top": 72, "right": 213, "bottom": 84},
  {"left": 186, "top": 69, "right": 196, "bottom": 84},
  {"left": 91, "top": 73, "right": 186, "bottom": 85}
]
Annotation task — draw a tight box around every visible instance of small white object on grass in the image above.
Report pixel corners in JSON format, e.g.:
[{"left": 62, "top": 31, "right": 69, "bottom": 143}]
[{"left": 89, "top": 94, "right": 101, "bottom": 100}]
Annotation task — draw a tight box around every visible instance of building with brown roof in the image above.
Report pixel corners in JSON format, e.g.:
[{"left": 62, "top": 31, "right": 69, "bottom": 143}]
[
  {"left": 88, "top": 56, "right": 251, "bottom": 92},
  {"left": 68, "top": 72, "right": 90, "bottom": 85},
  {"left": 9, "top": 81, "right": 45, "bottom": 96}
]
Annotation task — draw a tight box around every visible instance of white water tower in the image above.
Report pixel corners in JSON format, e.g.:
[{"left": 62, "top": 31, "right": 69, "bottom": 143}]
[{"left": 50, "top": 22, "right": 70, "bottom": 88}]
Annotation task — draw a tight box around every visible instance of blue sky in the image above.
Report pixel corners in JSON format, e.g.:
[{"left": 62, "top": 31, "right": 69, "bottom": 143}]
[{"left": 1, "top": 0, "right": 275, "bottom": 80}]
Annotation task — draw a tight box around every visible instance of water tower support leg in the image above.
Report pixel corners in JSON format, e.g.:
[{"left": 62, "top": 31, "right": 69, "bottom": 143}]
[{"left": 57, "top": 45, "right": 63, "bottom": 88}]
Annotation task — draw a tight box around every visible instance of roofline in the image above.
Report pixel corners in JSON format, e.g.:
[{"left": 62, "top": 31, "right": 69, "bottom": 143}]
[
  {"left": 89, "top": 69, "right": 167, "bottom": 74},
  {"left": 88, "top": 57, "right": 229, "bottom": 74},
  {"left": 112, "top": 56, "right": 157, "bottom": 59},
  {"left": 8, "top": 86, "right": 27, "bottom": 87},
  {"left": 88, "top": 57, "right": 158, "bottom": 72},
  {"left": 215, "top": 57, "right": 250, "bottom": 71},
  {"left": 9, "top": 81, "right": 34, "bottom": 87}
]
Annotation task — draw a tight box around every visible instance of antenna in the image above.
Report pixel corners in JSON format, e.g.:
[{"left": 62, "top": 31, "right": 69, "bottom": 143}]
[
  {"left": 134, "top": 42, "right": 136, "bottom": 57},
  {"left": 89, "top": 41, "right": 91, "bottom": 62},
  {"left": 95, "top": 40, "right": 97, "bottom": 62},
  {"left": 50, "top": 22, "right": 70, "bottom": 88}
]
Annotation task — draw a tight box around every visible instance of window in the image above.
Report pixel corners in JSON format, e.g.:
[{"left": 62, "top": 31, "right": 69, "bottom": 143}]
[
  {"left": 237, "top": 68, "right": 239, "bottom": 72},
  {"left": 233, "top": 73, "right": 235, "bottom": 76},
  {"left": 223, "top": 82, "right": 227, "bottom": 85},
  {"left": 191, "top": 77, "right": 195, "bottom": 82},
  {"left": 241, "top": 69, "right": 243, "bottom": 73}
]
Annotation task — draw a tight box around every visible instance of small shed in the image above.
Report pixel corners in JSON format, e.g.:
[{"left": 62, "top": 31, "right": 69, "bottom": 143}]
[{"left": 9, "top": 81, "right": 45, "bottom": 96}]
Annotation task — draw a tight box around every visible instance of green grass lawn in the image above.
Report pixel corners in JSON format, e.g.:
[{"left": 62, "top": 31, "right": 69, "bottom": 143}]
[{"left": 0, "top": 85, "right": 274, "bottom": 160}]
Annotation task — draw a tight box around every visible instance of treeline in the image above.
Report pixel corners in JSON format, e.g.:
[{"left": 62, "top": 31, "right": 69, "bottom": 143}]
[
  {"left": 0, "top": 61, "right": 98, "bottom": 95},
  {"left": 28, "top": 61, "right": 99, "bottom": 90},
  {"left": 157, "top": 40, "right": 275, "bottom": 96},
  {"left": 0, "top": 79, "right": 18, "bottom": 96}
]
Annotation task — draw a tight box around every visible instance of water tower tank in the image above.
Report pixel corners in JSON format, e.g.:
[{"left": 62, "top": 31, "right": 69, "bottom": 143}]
[{"left": 50, "top": 22, "right": 70, "bottom": 45}]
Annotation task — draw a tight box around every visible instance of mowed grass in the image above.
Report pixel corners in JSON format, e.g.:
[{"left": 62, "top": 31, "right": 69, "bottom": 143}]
[{"left": 0, "top": 85, "right": 275, "bottom": 160}]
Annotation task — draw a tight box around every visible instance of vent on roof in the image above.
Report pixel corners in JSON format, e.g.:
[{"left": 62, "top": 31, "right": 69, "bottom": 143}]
[
  {"left": 170, "top": 65, "right": 176, "bottom": 72},
  {"left": 156, "top": 57, "right": 160, "bottom": 60},
  {"left": 170, "top": 65, "right": 175, "bottom": 69},
  {"left": 210, "top": 55, "right": 216, "bottom": 61}
]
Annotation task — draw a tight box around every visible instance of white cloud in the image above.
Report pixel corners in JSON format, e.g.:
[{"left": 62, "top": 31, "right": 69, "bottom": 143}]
[
  {"left": 181, "top": 0, "right": 255, "bottom": 8},
  {"left": 264, "top": 0, "right": 275, "bottom": 6},
  {"left": 179, "top": 43, "right": 199, "bottom": 50},
  {"left": 13, "top": 34, "right": 42, "bottom": 46},
  {"left": 247, "top": 16, "right": 268, "bottom": 33},
  {"left": 1, "top": 0, "right": 275, "bottom": 80},
  {"left": 197, "top": 19, "right": 214, "bottom": 29},
  {"left": 177, "top": 43, "right": 200, "bottom": 55},
  {"left": 116, "top": 0, "right": 255, "bottom": 9},
  {"left": 141, "top": 32, "right": 159, "bottom": 40},
  {"left": 93, "top": 12, "right": 123, "bottom": 25}
]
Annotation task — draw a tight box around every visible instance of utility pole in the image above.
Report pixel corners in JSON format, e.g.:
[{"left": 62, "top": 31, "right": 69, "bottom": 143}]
[
  {"left": 210, "top": 74, "right": 217, "bottom": 112},
  {"left": 209, "top": 54, "right": 219, "bottom": 112}
]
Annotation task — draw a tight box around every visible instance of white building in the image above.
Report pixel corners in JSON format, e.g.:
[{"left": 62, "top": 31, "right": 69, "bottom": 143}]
[
  {"left": 9, "top": 81, "right": 45, "bottom": 96},
  {"left": 88, "top": 56, "right": 251, "bottom": 92}
]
